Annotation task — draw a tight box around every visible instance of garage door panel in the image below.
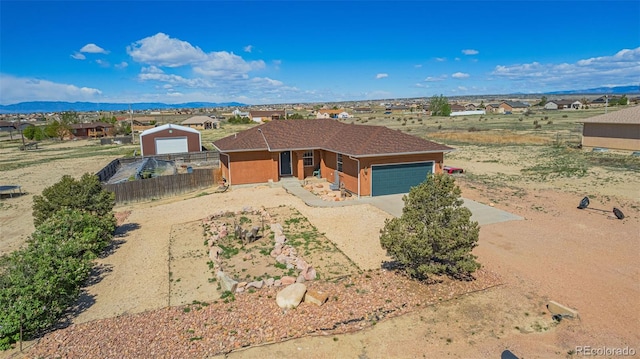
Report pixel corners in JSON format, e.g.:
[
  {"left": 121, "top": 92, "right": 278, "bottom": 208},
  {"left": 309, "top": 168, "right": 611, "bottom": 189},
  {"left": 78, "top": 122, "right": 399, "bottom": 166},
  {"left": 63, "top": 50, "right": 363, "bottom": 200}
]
[
  {"left": 371, "top": 162, "right": 433, "bottom": 196},
  {"left": 155, "top": 137, "right": 188, "bottom": 155}
]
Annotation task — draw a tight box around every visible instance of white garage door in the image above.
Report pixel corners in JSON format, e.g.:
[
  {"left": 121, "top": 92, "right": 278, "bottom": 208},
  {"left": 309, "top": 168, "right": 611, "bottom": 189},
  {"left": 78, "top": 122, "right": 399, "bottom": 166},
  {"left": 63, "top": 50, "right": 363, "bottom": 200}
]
[{"left": 155, "top": 137, "right": 188, "bottom": 155}]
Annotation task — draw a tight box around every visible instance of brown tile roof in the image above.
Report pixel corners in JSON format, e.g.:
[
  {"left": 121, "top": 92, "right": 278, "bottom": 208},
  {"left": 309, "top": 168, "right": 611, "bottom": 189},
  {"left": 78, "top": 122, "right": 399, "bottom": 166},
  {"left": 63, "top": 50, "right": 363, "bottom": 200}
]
[
  {"left": 70, "top": 121, "right": 113, "bottom": 129},
  {"left": 581, "top": 106, "right": 640, "bottom": 124},
  {"left": 249, "top": 110, "right": 285, "bottom": 117},
  {"left": 213, "top": 119, "right": 453, "bottom": 157}
]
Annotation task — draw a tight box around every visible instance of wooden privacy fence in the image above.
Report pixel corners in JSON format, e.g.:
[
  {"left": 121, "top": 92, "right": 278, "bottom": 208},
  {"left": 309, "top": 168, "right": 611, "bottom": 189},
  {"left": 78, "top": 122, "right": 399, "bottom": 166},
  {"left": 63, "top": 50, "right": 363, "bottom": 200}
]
[{"left": 103, "top": 168, "right": 216, "bottom": 204}]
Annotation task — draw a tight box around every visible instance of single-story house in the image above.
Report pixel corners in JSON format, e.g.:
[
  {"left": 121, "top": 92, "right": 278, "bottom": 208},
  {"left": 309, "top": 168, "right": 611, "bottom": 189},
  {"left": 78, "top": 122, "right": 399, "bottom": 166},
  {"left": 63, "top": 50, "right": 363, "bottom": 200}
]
[
  {"left": 544, "top": 100, "right": 582, "bottom": 110},
  {"left": 181, "top": 115, "right": 218, "bottom": 129},
  {"left": 0, "top": 120, "right": 16, "bottom": 132},
  {"left": 580, "top": 106, "right": 640, "bottom": 151},
  {"left": 315, "top": 109, "right": 344, "bottom": 119},
  {"left": 139, "top": 123, "right": 202, "bottom": 156},
  {"left": 499, "top": 101, "right": 529, "bottom": 113},
  {"left": 450, "top": 104, "right": 466, "bottom": 112},
  {"left": 70, "top": 122, "right": 113, "bottom": 138},
  {"left": 249, "top": 110, "right": 285, "bottom": 123},
  {"left": 212, "top": 119, "right": 454, "bottom": 197},
  {"left": 485, "top": 103, "right": 504, "bottom": 114}
]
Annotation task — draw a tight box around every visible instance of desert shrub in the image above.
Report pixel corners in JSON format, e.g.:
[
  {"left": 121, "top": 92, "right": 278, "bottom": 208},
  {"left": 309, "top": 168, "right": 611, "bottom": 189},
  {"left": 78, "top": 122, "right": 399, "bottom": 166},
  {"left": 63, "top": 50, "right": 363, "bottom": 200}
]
[
  {"left": 468, "top": 127, "right": 480, "bottom": 132},
  {"left": 519, "top": 117, "right": 523, "bottom": 122},
  {"left": 0, "top": 213, "right": 114, "bottom": 349},
  {"left": 562, "top": 114, "right": 568, "bottom": 118},
  {"left": 547, "top": 120, "right": 553, "bottom": 125},
  {"left": 535, "top": 124, "right": 542, "bottom": 129},
  {"left": 379, "top": 174, "right": 480, "bottom": 280},
  {"left": 544, "top": 116, "right": 549, "bottom": 120},
  {"left": 32, "top": 174, "right": 115, "bottom": 227},
  {"left": 533, "top": 120, "right": 539, "bottom": 125}
]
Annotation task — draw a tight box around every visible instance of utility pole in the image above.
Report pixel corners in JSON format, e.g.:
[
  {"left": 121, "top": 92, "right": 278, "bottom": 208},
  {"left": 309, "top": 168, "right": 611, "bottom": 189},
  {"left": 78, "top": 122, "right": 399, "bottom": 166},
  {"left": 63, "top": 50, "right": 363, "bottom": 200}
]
[
  {"left": 129, "top": 105, "right": 134, "bottom": 144},
  {"left": 605, "top": 95, "right": 608, "bottom": 114}
]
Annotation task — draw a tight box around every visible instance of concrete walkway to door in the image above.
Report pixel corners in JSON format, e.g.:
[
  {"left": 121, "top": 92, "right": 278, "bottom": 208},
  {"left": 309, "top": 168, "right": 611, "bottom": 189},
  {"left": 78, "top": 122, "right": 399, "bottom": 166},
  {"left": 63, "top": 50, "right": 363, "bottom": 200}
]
[{"left": 280, "top": 179, "right": 523, "bottom": 226}]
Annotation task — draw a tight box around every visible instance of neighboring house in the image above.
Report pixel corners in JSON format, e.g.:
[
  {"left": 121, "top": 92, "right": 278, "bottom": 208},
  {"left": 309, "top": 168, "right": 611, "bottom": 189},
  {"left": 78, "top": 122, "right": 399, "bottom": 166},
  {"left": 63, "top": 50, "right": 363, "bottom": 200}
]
[
  {"left": 544, "top": 100, "right": 582, "bottom": 110},
  {"left": 337, "top": 111, "right": 352, "bottom": 119},
  {"left": 213, "top": 119, "right": 454, "bottom": 197},
  {"left": 181, "top": 115, "right": 218, "bottom": 129},
  {"left": 450, "top": 104, "right": 466, "bottom": 112},
  {"left": 315, "top": 109, "right": 344, "bottom": 119},
  {"left": 499, "top": 101, "right": 529, "bottom": 113},
  {"left": 580, "top": 106, "right": 640, "bottom": 151},
  {"left": 249, "top": 110, "right": 286, "bottom": 123},
  {"left": 232, "top": 109, "right": 250, "bottom": 118},
  {"left": 485, "top": 103, "right": 504, "bottom": 114},
  {"left": 139, "top": 123, "right": 202, "bottom": 156},
  {"left": 70, "top": 122, "right": 113, "bottom": 138},
  {"left": 464, "top": 103, "right": 477, "bottom": 111},
  {"left": 591, "top": 96, "right": 620, "bottom": 106},
  {"left": 0, "top": 121, "right": 16, "bottom": 132},
  {"left": 353, "top": 107, "right": 373, "bottom": 113}
]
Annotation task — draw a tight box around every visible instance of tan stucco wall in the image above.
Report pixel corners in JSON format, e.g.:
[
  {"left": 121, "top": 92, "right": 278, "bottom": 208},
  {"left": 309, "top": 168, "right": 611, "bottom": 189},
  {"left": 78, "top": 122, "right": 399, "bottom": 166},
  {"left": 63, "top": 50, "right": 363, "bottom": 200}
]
[{"left": 582, "top": 123, "right": 640, "bottom": 151}]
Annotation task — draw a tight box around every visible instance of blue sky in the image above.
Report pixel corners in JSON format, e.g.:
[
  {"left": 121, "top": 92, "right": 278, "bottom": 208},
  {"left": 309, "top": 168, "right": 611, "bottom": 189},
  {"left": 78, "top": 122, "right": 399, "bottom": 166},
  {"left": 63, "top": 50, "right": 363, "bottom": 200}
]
[{"left": 1, "top": 1, "right": 639, "bottom": 105}]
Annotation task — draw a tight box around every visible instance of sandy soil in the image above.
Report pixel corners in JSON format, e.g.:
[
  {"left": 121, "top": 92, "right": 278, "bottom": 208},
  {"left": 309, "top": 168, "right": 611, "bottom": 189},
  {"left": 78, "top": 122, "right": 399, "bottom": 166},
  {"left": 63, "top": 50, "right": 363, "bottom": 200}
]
[{"left": 1, "top": 140, "right": 639, "bottom": 358}]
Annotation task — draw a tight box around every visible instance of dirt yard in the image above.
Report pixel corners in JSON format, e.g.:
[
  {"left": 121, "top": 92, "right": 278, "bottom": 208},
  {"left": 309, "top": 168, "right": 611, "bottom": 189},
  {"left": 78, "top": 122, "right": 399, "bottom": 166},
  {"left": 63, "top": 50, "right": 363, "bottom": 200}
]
[{"left": 1, "top": 140, "right": 638, "bottom": 358}]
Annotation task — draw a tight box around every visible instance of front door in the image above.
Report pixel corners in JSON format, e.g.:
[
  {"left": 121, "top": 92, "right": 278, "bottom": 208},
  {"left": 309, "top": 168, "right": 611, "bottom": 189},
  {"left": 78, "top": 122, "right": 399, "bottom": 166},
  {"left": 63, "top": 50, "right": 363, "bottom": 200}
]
[{"left": 279, "top": 151, "right": 292, "bottom": 176}]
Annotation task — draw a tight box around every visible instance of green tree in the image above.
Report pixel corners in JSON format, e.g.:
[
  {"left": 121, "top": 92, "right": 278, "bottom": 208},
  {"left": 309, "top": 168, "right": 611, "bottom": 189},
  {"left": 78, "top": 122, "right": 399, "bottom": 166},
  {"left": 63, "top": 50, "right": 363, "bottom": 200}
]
[
  {"left": 379, "top": 173, "right": 480, "bottom": 280},
  {"left": 32, "top": 173, "right": 115, "bottom": 227},
  {"left": 537, "top": 96, "right": 547, "bottom": 106},
  {"left": 618, "top": 94, "right": 628, "bottom": 106},
  {"left": 429, "top": 94, "right": 451, "bottom": 116}
]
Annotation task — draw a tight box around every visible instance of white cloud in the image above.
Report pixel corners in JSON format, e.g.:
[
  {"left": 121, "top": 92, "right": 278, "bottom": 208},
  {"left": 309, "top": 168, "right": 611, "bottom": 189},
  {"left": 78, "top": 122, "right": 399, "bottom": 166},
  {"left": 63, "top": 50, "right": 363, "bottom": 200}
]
[
  {"left": 244, "top": 45, "right": 253, "bottom": 53},
  {"left": 452, "top": 72, "right": 470, "bottom": 79},
  {"left": 376, "top": 73, "right": 388, "bottom": 79},
  {"left": 115, "top": 62, "right": 128, "bottom": 69},
  {"left": 424, "top": 75, "right": 446, "bottom": 82},
  {"left": 127, "top": 33, "right": 208, "bottom": 67},
  {"left": 462, "top": 49, "right": 479, "bottom": 55},
  {"left": 80, "top": 43, "right": 109, "bottom": 54},
  {"left": 71, "top": 52, "right": 86, "bottom": 60},
  {"left": 0, "top": 74, "right": 102, "bottom": 105},
  {"left": 492, "top": 47, "right": 640, "bottom": 90},
  {"left": 273, "top": 59, "right": 282, "bottom": 70},
  {"left": 435, "top": 57, "right": 446, "bottom": 62},
  {"left": 414, "top": 64, "right": 423, "bottom": 68},
  {"left": 95, "top": 59, "right": 110, "bottom": 67}
]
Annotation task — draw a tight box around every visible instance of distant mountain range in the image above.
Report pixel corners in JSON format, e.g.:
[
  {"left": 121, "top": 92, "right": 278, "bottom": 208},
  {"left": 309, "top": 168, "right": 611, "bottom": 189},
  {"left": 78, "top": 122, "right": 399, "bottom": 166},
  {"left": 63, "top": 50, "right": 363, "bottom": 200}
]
[
  {"left": 0, "top": 101, "right": 247, "bottom": 114},
  {"left": 1, "top": 85, "right": 638, "bottom": 113},
  {"left": 544, "top": 85, "right": 639, "bottom": 95}
]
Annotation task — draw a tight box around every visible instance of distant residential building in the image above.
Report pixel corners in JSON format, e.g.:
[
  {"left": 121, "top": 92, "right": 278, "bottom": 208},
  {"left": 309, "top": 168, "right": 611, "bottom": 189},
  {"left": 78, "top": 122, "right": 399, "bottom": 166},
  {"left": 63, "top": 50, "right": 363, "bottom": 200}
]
[
  {"left": 499, "top": 101, "right": 529, "bottom": 113},
  {"left": 249, "top": 110, "right": 286, "bottom": 123},
  {"left": 581, "top": 106, "right": 640, "bottom": 151},
  {"left": 544, "top": 100, "right": 582, "bottom": 110},
  {"left": 450, "top": 104, "right": 466, "bottom": 112},
  {"left": 181, "top": 115, "right": 218, "bottom": 129}
]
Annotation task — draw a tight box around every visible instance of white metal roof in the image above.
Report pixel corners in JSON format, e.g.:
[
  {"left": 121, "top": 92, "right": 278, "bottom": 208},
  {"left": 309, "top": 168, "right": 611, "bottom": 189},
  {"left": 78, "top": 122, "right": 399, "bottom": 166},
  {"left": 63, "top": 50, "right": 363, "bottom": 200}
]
[{"left": 139, "top": 123, "right": 201, "bottom": 137}]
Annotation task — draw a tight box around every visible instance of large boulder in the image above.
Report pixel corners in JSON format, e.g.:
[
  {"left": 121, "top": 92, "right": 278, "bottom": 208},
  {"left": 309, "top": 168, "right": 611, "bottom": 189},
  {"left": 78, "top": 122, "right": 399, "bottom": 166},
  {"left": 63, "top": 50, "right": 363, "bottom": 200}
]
[
  {"left": 304, "top": 289, "right": 329, "bottom": 306},
  {"left": 217, "top": 271, "right": 238, "bottom": 293},
  {"left": 276, "top": 283, "right": 307, "bottom": 309}
]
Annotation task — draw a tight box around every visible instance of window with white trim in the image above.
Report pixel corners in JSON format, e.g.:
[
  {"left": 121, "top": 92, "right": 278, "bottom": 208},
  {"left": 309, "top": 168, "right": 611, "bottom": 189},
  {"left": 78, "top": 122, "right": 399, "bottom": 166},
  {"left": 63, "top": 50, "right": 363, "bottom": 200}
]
[
  {"left": 303, "top": 150, "right": 314, "bottom": 167},
  {"left": 337, "top": 153, "right": 343, "bottom": 172}
]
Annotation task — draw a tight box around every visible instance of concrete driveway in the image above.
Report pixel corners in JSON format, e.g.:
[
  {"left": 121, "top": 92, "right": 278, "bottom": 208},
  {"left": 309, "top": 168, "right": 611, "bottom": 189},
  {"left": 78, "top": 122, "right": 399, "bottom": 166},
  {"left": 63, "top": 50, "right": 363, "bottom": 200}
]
[
  {"left": 360, "top": 194, "right": 523, "bottom": 226},
  {"left": 281, "top": 181, "right": 523, "bottom": 226}
]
